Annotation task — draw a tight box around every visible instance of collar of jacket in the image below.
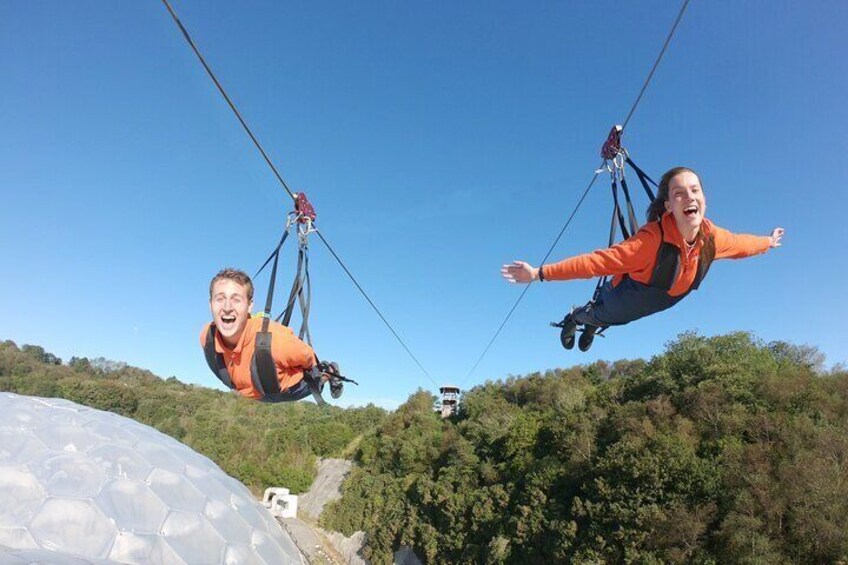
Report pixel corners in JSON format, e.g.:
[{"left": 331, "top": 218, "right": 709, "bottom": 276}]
[
  {"left": 213, "top": 317, "right": 259, "bottom": 355},
  {"left": 659, "top": 212, "right": 714, "bottom": 251}
]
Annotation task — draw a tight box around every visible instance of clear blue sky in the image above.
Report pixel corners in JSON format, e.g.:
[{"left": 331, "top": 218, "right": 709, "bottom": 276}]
[{"left": 2, "top": 1, "right": 846, "bottom": 409}]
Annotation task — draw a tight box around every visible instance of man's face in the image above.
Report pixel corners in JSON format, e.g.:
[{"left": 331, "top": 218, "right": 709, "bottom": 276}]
[
  {"left": 210, "top": 279, "right": 253, "bottom": 346},
  {"left": 665, "top": 171, "right": 707, "bottom": 236}
]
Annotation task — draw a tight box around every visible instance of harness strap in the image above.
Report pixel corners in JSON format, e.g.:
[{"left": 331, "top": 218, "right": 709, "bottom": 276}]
[
  {"left": 691, "top": 234, "right": 716, "bottom": 290},
  {"left": 618, "top": 175, "right": 640, "bottom": 236},
  {"left": 277, "top": 230, "right": 313, "bottom": 345},
  {"left": 298, "top": 250, "right": 312, "bottom": 343},
  {"left": 280, "top": 245, "right": 305, "bottom": 328},
  {"left": 647, "top": 221, "right": 717, "bottom": 292},
  {"left": 625, "top": 157, "right": 658, "bottom": 200},
  {"left": 203, "top": 325, "right": 234, "bottom": 390},
  {"left": 253, "top": 319, "right": 282, "bottom": 397},
  {"left": 610, "top": 176, "right": 631, "bottom": 241},
  {"left": 595, "top": 196, "right": 621, "bottom": 299},
  {"left": 303, "top": 358, "right": 326, "bottom": 406},
  {"left": 648, "top": 221, "right": 679, "bottom": 290}
]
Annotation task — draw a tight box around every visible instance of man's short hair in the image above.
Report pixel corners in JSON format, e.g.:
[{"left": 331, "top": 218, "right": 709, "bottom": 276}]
[{"left": 209, "top": 268, "right": 254, "bottom": 302}]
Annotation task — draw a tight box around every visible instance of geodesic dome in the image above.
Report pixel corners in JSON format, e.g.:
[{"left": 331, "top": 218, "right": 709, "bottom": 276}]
[{"left": 0, "top": 393, "right": 304, "bottom": 564}]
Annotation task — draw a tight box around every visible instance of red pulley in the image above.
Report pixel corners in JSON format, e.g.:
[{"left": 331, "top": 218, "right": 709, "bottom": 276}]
[
  {"left": 294, "top": 192, "right": 317, "bottom": 223},
  {"left": 600, "top": 125, "right": 624, "bottom": 160}
]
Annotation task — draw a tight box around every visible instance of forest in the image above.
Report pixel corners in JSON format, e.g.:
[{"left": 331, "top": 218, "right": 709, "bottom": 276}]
[
  {"left": 3, "top": 333, "right": 846, "bottom": 564},
  {"left": 321, "top": 333, "right": 848, "bottom": 564}
]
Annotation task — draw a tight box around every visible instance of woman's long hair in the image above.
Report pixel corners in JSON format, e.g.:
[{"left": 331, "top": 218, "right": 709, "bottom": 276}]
[{"left": 646, "top": 166, "right": 700, "bottom": 222}]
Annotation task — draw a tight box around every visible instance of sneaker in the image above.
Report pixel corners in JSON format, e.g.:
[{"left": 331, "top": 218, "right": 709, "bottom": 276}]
[
  {"left": 578, "top": 325, "right": 597, "bottom": 352},
  {"left": 330, "top": 378, "right": 344, "bottom": 399},
  {"left": 325, "top": 362, "right": 344, "bottom": 399},
  {"left": 558, "top": 313, "right": 577, "bottom": 350}
]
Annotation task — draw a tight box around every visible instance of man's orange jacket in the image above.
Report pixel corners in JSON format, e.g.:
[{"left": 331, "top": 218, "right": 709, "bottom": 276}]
[
  {"left": 539, "top": 212, "right": 770, "bottom": 296},
  {"left": 200, "top": 317, "right": 315, "bottom": 400}
]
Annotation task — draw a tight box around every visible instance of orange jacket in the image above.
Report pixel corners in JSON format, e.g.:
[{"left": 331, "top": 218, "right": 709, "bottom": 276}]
[
  {"left": 540, "top": 212, "right": 770, "bottom": 297},
  {"left": 199, "top": 317, "right": 316, "bottom": 400}
]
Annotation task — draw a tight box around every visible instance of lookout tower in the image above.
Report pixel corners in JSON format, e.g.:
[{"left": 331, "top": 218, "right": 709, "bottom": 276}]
[{"left": 436, "top": 385, "right": 460, "bottom": 419}]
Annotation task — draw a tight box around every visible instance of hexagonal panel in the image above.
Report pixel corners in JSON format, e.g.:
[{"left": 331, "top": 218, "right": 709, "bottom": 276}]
[
  {"left": 89, "top": 444, "right": 153, "bottom": 482},
  {"left": 134, "top": 440, "right": 186, "bottom": 475},
  {"left": 0, "top": 527, "right": 37, "bottom": 550},
  {"left": 224, "top": 543, "right": 266, "bottom": 565},
  {"left": 185, "top": 464, "right": 236, "bottom": 503},
  {"left": 252, "top": 528, "right": 300, "bottom": 565},
  {"left": 0, "top": 404, "right": 45, "bottom": 430},
  {"left": 83, "top": 419, "right": 139, "bottom": 447},
  {"left": 229, "top": 494, "right": 273, "bottom": 533},
  {"left": 108, "top": 531, "right": 158, "bottom": 564},
  {"left": 204, "top": 499, "right": 252, "bottom": 546},
  {"left": 147, "top": 469, "right": 206, "bottom": 512},
  {"left": 0, "top": 546, "right": 99, "bottom": 564},
  {"left": 37, "top": 424, "right": 100, "bottom": 454},
  {"left": 0, "top": 430, "right": 48, "bottom": 467},
  {"left": 96, "top": 479, "right": 169, "bottom": 533},
  {"left": 29, "top": 452, "right": 107, "bottom": 498},
  {"left": 0, "top": 468, "right": 45, "bottom": 528},
  {"left": 29, "top": 498, "right": 116, "bottom": 559},
  {"left": 160, "top": 510, "right": 226, "bottom": 563}
]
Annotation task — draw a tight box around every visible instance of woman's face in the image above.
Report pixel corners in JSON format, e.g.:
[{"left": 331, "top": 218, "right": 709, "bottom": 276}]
[{"left": 665, "top": 170, "right": 706, "bottom": 235}]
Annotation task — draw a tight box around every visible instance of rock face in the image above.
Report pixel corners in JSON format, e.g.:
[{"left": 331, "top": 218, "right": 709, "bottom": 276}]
[
  {"left": 0, "top": 393, "right": 304, "bottom": 564},
  {"left": 322, "top": 530, "right": 367, "bottom": 565},
  {"left": 297, "top": 458, "right": 352, "bottom": 521},
  {"left": 284, "top": 457, "right": 422, "bottom": 565}
]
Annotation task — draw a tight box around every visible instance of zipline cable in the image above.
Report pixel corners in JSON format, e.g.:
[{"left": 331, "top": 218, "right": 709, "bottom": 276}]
[
  {"left": 464, "top": 172, "right": 600, "bottom": 381},
  {"left": 315, "top": 231, "right": 435, "bottom": 384},
  {"left": 161, "top": 0, "right": 296, "bottom": 202},
  {"left": 161, "top": 0, "right": 438, "bottom": 387},
  {"left": 462, "top": 0, "right": 692, "bottom": 383}
]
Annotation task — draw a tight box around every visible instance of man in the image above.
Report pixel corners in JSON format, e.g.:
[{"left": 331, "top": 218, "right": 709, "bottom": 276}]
[{"left": 200, "top": 268, "right": 342, "bottom": 401}]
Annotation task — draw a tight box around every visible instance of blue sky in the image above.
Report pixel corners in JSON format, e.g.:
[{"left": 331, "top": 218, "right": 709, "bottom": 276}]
[{"left": 2, "top": 1, "right": 846, "bottom": 409}]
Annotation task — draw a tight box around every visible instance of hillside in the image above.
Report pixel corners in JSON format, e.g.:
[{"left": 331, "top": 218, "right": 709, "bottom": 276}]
[
  {"left": 5, "top": 334, "right": 846, "bottom": 564},
  {"left": 322, "top": 332, "right": 848, "bottom": 564}
]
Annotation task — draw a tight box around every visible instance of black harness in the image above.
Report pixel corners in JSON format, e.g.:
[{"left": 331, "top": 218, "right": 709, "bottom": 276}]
[
  {"left": 647, "top": 220, "right": 715, "bottom": 293},
  {"left": 203, "top": 323, "right": 280, "bottom": 396},
  {"left": 203, "top": 323, "right": 329, "bottom": 404}
]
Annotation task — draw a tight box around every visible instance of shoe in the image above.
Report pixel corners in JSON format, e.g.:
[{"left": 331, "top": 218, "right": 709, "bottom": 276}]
[
  {"left": 578, "top": 325, "right": 597, "bottom": 352},
  {"left": 558, "top": 313, "right": 577, "bottom": 350},
  {"left": 330, "top": 378, "right": 344, "bottom": 399},
  {"left": 326, "top": 362, "right": 344, "bottom": 399}
]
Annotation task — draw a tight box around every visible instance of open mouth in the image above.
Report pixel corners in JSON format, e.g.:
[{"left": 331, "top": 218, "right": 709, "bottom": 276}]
[
  {"left": 683, "top": 205, "right": 699, "bottom": 218},
  {"left": 220, "top": 315, "right": 237, "bottom": 327}
]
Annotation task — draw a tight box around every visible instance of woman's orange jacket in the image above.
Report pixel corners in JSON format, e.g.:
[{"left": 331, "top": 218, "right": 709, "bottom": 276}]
[{"left": 540, "top": 212, "right": 770, "bottom": 297}]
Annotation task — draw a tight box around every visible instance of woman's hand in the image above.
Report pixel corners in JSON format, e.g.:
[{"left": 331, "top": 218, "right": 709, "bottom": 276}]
[
  {"left": 501, "top": 261, "right": 539, "bottom": 283},
  {"left": 768, "top": 227, "right": 785, "bottom": 248}
]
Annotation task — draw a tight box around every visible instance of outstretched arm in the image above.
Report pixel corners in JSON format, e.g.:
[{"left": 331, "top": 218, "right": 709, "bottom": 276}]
[
  {"left": 713, "top": 225, "right": 784, "bottom": 259},
  {"left": 502, "top": 226, "right": 658, "bottom": 284}
]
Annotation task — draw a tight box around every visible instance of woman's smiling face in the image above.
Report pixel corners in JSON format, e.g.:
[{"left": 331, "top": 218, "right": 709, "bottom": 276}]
[{"left": 665, "top": 170, "right": 706, "bottom": 240}]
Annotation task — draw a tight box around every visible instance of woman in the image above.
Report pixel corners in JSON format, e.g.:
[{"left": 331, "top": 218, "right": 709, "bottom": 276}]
[{"left": 501, "top": 167, "right": 784, "bottom": 351}]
